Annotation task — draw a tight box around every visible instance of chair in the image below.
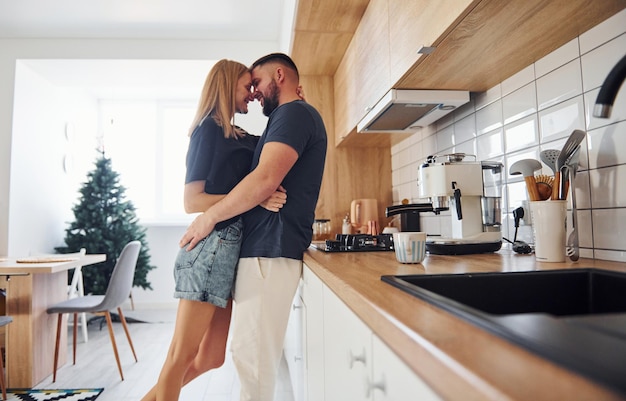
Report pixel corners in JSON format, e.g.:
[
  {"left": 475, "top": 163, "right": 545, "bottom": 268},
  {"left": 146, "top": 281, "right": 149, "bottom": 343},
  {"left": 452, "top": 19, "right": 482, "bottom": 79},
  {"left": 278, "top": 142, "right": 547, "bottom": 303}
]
[
  {"left": 47, "top": 241, "right": 141, "bottom": 382},
  {"left": 67, "top": 248, "right": 88, "bottom": 343},
  {"left": 0, "top": 316, "right": 12, "bottom": 401}
]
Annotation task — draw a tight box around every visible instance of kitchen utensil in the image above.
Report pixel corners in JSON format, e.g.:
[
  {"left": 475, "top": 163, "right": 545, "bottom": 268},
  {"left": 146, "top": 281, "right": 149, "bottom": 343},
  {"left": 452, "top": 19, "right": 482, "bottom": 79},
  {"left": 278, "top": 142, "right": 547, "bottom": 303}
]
[
  {"left": 565, "top": 146, "right": 581, "bottom": 261},
  {"left": 555, "top": 130, "right": 586, "bottom": 200},
  {"left": 350, "top": 199, "right": 378, "bottom": 234},
  {"left": 535, "top": 174, "right": 554, "bottom": 201},
  {"left": 540, "top": 149, "right": 560, "bottom": 173},
  {"left": 509, "top": 159, "right": 542, "bottom": 201},
  {"left": 540, "top": 149, "right": 560, "bottom": 199}
]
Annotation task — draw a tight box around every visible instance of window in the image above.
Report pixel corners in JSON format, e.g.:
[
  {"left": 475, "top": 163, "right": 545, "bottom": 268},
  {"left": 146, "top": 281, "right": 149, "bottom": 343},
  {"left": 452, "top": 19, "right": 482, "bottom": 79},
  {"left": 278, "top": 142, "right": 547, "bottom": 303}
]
[{"left": 100, "top": 100, "right": 195, "bottom": 224}]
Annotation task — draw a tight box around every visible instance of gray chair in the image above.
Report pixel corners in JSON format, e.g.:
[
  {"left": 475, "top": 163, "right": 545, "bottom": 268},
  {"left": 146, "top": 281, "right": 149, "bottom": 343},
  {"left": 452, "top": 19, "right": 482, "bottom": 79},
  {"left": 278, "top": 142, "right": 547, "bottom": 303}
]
[
  {"left": 0, "top": 315, "right": 12, "bottom": 401},
  {"left": 47, "top": 241, "right": 141, "bottom": 382}
]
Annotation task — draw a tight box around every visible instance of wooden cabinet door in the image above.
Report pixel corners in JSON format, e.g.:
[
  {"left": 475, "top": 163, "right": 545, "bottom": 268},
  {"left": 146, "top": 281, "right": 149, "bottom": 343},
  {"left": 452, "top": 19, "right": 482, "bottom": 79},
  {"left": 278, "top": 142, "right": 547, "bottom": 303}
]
[
  {"left": 388, "top": 0, "right": 473, "bottom": 86},
  {"left": 323, "top": 285, "right": 372, "bottom": 401},
  {"left": 371, "top": 335, "right": 442, "bottom": 401},
  {"left": 334, "top": 0, "right": 390, "bottom": 145}
]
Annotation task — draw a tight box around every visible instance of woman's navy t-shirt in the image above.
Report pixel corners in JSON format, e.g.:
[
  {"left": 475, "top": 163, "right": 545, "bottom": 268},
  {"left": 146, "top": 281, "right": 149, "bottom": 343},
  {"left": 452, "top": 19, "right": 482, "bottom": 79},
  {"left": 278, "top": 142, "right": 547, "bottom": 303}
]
[{"left": 185, "top": 116, "right": 259, "bottom": 230}]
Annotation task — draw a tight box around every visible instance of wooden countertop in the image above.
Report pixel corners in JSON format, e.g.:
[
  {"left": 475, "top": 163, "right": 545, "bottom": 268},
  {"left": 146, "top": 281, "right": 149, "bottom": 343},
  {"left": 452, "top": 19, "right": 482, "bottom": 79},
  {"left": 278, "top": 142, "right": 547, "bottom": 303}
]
[
  {"left": 0, "top": 254, "right": 106, "bottom": 274},
  {"left": 303, "top": 247, "right": 626, "bottom": 401}
]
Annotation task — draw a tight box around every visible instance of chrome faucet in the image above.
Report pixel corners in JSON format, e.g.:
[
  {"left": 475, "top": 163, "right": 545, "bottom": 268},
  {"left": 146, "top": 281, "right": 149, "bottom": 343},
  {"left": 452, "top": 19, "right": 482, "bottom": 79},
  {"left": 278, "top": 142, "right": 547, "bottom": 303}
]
[{"left": 593, "top": 53, "right": 626, "bottom": 118}]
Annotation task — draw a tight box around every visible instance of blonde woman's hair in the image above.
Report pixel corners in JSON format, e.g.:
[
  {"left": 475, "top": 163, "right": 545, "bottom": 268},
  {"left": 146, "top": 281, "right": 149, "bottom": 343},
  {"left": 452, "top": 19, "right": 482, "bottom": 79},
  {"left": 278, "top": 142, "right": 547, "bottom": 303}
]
[{"left": 189, "top": 59, "right": 249, "bottom": 138}]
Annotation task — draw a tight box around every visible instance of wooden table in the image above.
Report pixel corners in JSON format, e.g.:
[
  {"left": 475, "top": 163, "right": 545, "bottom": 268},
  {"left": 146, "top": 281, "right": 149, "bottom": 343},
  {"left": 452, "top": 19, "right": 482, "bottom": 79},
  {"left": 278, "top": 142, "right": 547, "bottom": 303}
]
[{"left": 0, "top": 254, "right": 106, "bottom": 387}]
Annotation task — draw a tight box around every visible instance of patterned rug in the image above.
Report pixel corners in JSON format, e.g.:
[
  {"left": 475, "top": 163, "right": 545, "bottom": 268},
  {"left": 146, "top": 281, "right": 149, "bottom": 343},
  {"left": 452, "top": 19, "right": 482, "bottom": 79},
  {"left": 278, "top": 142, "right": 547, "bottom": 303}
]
[{"left": 5, "top": 388, "right": 103, "bottom": 400}]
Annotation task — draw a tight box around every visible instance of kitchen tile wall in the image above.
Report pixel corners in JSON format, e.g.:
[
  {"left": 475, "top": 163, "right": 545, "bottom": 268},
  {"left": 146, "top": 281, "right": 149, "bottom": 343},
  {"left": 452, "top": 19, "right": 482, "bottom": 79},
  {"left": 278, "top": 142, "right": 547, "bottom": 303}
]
[{"left": 391, "top": 9, "right": 626, "bottom": 262}]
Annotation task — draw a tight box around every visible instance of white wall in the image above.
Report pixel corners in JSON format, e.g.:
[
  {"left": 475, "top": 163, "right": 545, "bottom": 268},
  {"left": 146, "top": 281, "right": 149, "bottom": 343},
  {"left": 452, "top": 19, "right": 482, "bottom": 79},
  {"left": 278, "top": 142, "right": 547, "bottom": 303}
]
[
  {"left": 391, "top": 9, "right": 626, "bottom": 262},
  {"left": 9, "top": 62, "right": 99, "bottom": 256},
  {"left": 0, "top": 37, "right": 276, "bottom": 256}
]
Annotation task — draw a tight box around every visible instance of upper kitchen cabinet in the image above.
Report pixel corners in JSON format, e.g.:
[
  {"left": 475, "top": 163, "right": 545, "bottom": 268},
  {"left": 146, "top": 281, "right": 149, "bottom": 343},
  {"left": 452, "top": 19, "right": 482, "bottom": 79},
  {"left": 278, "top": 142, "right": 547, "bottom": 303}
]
[
  {"left": 388, "top": 0, "right": 474, "bottom": 86},
  {"left": 334, "top": 0, "right": 393, "bottom": 147},
  {"left": 291, "top": 1, "right": 367, "bottom": 76},
  {"left": 291, "top": 0, "right": 626, "bottom": 148},
  {"left": 396, "top": 0, "right": 626, "bottom": 91},
  {"left": 333, "top": 0, "right": 475, "bottom": 146}
]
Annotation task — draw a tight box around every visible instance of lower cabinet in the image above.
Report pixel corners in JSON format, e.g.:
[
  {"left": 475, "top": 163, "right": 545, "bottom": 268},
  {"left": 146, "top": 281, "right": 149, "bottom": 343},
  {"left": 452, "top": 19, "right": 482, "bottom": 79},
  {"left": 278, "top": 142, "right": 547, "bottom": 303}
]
[
  {"left": 302, "top": 262, "right": 325, "bottom": 401},
  {"left": 371, "top": 335, "right": 441, "bottom": 401},
  {"left": 284, "top": 281, "right": 304, "bottom": 401},
  {"left": 285, "top": 263, "right": 442, "bottom": 401}
]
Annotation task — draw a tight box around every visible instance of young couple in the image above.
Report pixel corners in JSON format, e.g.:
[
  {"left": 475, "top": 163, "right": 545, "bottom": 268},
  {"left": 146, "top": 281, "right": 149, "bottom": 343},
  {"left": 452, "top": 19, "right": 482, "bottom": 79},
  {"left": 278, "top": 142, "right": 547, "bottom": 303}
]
[{"left": 141, "top": 53, "right": 327, "bottom": 401}]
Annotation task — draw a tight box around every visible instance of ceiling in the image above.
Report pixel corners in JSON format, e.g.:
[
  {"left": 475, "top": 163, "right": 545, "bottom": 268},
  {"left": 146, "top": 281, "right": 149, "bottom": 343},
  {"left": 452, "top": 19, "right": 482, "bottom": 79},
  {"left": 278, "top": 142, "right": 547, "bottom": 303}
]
[
  {"left": 0, "top": 0, "right": 290, "bottom": 41},
  {"left": 1, "top": 0, "right": 295, "bottom": 99}
]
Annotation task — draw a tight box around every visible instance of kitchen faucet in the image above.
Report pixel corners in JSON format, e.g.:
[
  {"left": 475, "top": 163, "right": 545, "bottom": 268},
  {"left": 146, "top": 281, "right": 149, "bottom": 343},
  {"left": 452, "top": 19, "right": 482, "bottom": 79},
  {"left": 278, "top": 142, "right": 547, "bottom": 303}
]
[{"left": 594, "top": 53, "right": 626, "bottom": 118}]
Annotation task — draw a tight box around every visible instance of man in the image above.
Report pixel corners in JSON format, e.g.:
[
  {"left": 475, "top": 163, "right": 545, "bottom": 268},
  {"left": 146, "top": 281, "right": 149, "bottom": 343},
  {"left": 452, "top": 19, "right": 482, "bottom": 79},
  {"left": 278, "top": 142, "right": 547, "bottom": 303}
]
[{"left": 179, "top": 52, "right": 327, "bottom": 401}]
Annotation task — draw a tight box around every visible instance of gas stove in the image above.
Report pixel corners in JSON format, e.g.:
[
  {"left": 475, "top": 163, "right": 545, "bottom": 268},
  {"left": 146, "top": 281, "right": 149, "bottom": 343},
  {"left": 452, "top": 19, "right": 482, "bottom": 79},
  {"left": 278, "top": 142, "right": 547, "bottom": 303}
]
[{"left": 311, "top": 234, "right": 394, "bottom": 252}]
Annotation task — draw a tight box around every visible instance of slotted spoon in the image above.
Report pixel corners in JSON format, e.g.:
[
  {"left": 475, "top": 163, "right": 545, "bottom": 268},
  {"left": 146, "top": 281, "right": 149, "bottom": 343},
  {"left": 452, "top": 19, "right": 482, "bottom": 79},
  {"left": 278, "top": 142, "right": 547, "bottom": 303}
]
[{"left": 540, "top": 149, "right": 560, "bottom": 199}]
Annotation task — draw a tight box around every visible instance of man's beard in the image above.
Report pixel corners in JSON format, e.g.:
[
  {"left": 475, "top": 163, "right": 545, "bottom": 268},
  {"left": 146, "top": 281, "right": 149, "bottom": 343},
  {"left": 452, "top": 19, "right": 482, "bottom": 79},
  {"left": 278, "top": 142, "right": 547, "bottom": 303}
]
[{"left": 262, "top": 79, "right": 280, "bottom": 116}]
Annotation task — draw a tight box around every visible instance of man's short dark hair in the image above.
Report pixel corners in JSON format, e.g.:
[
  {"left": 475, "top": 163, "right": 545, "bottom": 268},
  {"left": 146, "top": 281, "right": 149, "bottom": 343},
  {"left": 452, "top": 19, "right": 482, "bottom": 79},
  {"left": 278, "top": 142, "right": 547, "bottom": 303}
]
[{"left": 251, "top": 53, "right": 299, "bottom": 79}]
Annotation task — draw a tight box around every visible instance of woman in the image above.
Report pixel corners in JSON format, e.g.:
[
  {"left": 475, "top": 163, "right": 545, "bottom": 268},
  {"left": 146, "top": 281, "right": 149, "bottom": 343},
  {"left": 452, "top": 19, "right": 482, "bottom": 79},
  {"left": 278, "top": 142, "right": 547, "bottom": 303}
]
[{"left": 141, "top": 59, "right": 287, "bottom": 401}]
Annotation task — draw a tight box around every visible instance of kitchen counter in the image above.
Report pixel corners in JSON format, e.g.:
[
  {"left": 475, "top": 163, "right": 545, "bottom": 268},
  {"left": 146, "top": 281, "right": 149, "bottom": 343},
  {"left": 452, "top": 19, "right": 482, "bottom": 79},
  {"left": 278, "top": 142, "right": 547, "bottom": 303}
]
[{"left": 303, "top": 247, "right": 626, "bottom": 400}]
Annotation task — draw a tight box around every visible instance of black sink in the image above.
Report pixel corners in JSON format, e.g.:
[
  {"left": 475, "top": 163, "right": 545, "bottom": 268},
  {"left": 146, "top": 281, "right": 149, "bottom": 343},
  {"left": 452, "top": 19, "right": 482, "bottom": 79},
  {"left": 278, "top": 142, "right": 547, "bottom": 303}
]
[{"left": 382, "top": 268, "right": 626, "bottom": 397}]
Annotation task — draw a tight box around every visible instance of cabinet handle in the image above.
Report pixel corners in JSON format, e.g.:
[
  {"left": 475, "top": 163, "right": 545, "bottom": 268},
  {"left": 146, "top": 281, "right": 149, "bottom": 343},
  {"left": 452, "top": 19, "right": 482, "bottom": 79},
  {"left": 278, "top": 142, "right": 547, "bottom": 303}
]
[
  {"left": 348, "top": 348, "right": 367, "bottom": 369},
  {"left": 366, "top": 375, "right": 387, "bottom": 398},
  {"left": 294, "top": 355, "right": 303, "bottom": 362},
  {"left": 364, "top": 106, "right": 373, "bottom": 112},
  {"left": 292, "top": 304, "right": 302, "bottom": 310}
]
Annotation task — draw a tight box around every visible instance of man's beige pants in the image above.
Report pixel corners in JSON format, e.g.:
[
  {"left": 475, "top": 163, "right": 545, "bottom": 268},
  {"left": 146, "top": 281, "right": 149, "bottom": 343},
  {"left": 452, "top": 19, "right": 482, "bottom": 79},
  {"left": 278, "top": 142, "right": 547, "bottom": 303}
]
[{"left": 232, "top": 257, "right": 303, "bottom": 401}]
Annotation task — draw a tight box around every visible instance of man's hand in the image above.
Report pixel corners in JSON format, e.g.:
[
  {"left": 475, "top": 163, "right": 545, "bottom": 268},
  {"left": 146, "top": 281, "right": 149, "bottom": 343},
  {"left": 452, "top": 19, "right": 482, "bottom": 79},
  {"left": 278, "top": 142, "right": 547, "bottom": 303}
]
[
  {"left": 179, "top": 212, "right": 216, "bottom": 251},
  {"left": 259, "top": 186, "right": 287, "bottom": 212}
]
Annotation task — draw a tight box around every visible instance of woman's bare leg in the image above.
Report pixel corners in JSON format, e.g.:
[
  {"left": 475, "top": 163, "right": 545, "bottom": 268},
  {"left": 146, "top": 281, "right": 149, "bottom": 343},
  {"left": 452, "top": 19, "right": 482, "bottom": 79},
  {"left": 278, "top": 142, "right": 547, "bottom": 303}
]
[{"left": 141, "top": 299, "right": 232, "bottom": 401}]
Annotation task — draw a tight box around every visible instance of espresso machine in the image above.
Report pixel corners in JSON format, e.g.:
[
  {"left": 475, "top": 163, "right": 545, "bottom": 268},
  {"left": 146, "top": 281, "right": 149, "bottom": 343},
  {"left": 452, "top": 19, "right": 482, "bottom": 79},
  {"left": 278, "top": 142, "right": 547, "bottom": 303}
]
[{"left": 418, "top": 153, "right": 503, "bottom": 255}]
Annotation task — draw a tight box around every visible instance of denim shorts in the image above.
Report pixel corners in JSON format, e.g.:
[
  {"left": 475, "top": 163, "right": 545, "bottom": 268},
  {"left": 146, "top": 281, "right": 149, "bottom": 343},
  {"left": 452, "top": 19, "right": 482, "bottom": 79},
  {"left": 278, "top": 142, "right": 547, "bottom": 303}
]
[{"left": 173, "top": 218, "right": 243, "bottom": 308}]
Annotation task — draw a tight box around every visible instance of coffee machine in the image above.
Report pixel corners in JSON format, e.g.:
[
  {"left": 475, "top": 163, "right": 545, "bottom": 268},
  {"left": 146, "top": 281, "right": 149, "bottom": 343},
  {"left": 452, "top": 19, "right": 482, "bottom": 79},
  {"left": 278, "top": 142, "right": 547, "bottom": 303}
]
[{"left": 418, "top": 153, "right": 503, "bottom": 255}]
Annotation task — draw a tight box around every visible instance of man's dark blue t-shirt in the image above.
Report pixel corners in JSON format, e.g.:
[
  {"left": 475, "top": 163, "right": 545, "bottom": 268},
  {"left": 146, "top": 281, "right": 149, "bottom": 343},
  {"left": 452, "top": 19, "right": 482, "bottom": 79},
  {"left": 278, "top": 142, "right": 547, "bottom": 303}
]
[
  {"left": 185, "top": 117, "right": 259, "bottom": 230},
  {"left": 240, "top": 100, "right": 327, "bottom": 260}
]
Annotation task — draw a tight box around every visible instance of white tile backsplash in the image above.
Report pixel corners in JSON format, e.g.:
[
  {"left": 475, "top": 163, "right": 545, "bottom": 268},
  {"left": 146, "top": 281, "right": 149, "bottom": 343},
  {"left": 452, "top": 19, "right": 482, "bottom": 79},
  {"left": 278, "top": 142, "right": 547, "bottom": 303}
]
[
  {"left": 579, "top": 8, "right": 626, "bottom": 54},
  {"left": 587, "top": 120, "right": 626, "bottom": 169},
  {"left": 502, "top": 82, "right": 537, "bottom": 125},
  {"left": 476, "top": 100, "right": 503, "bottom": 135},
  {"left": 502, "top": 65, "right": 536, "bottom": 96},
  {"left": 504, "top": 115, "right": 539, "bottom": 153},
  {"left": 536, "top": 59, "right": 583, "bottom": 111},
  {"left": 534, "top": 38, "right": 580, "bottom": 78},
  {"left": 584, "top": 87, "right": 626, "bottom": 131},
  {"left": 476, "top": 128, "right": 504, "bottom": 160},
  {"left": 592, "top": 208, "right": 626, "bottom": 250},
  {"left": 580, "top": 34, "right": 626, "bottom": 91},
  {"left": 589, "top": 164, "right": 626, "bottom": 208},
  {"left": 474, "top": 84, "right": 502, "bottom": 110},
  {"left": 436, "top": 124, "right": 454, "bottom": 153},
  {"left": 454, "top": 114, "right": 476, "bottom": 144},
  {"left": 538, "top": 95, "right": 586, "bottom": 143},
  {"left": 390, "top": 11, "right": 626, "bottom": 261}
]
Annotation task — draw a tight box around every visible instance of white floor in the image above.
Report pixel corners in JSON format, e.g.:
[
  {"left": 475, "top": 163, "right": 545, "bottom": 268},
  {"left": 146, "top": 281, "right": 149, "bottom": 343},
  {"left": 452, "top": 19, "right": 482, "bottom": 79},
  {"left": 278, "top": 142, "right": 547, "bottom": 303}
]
[{"left": 33, "top": 308, "right": 295, "bottom": 401}]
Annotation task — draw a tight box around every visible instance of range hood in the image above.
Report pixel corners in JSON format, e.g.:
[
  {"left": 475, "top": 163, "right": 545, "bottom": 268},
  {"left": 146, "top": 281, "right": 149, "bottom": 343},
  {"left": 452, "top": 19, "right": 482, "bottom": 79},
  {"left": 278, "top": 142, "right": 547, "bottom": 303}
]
[{"left": 357, "top": 89, "right": 470, "bottom": 133}]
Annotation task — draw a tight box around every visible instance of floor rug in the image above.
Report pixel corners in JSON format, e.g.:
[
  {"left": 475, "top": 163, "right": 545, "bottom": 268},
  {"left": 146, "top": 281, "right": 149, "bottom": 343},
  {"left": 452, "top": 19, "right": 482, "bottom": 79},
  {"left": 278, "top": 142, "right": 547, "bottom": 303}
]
[{"left": 5, "top": 388, "right": 103, "bottom": 401}]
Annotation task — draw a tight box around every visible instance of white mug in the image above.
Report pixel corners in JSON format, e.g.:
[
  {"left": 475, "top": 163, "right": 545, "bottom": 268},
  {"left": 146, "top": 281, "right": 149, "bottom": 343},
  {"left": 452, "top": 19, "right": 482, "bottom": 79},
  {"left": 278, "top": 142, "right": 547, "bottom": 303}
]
[{"left": 392, "top": 232, "right": 427, "bottom": 264}]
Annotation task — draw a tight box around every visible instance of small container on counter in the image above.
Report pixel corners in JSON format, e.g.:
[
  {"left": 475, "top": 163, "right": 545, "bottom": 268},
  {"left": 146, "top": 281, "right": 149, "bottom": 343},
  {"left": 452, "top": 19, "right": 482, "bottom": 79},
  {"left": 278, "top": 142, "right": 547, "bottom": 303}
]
[
  {"left": 342, "top": 214, "right": 351, "bottom": 234},
  {"left": 313, "top": 219, "right": 331, "bottom": 241}
]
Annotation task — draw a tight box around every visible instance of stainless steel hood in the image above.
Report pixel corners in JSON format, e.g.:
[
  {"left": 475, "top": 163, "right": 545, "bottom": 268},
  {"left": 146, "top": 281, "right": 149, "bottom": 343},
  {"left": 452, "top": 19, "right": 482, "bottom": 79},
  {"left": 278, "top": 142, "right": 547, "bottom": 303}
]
[{"left": 357, "top": 89, "right": 469, "bottom": 133}]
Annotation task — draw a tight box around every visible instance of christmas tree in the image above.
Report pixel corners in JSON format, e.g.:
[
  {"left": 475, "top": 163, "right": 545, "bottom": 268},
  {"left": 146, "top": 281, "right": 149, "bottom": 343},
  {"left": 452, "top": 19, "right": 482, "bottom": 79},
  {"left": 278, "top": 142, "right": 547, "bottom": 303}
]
[{"left": 56, "top": 153, "right": 155, "bottom": 295}]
